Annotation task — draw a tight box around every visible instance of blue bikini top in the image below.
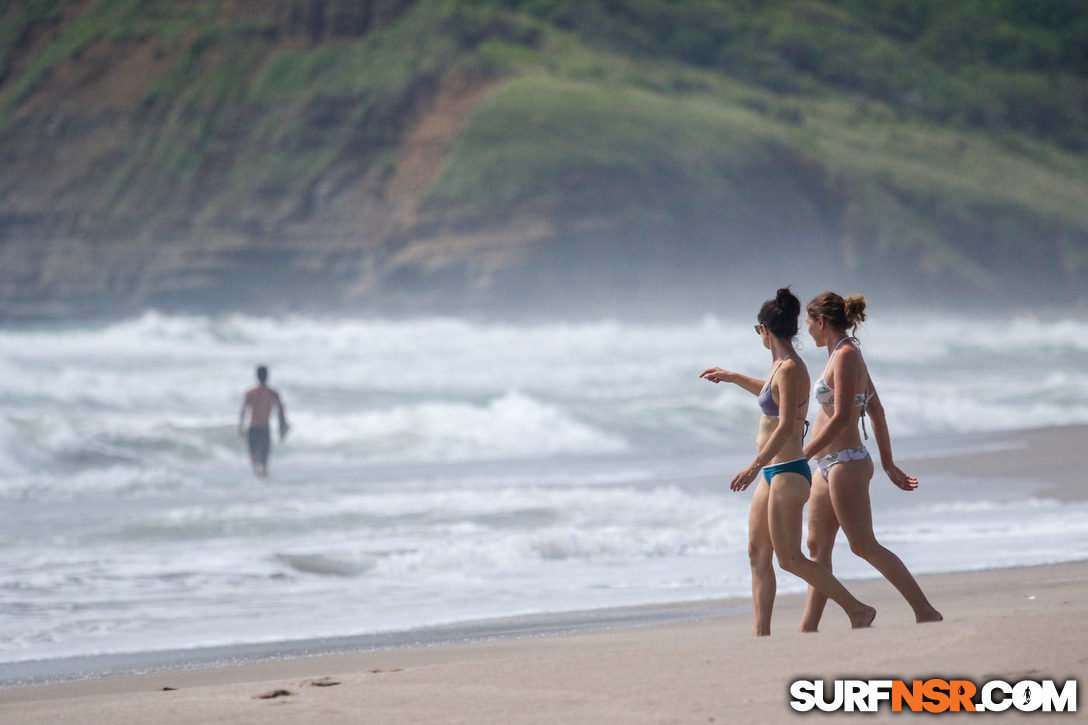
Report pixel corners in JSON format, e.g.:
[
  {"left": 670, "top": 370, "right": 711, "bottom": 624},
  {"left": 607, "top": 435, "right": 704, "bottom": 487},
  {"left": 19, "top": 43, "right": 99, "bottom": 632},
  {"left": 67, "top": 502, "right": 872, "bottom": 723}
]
[
  {"left": 758, "top": 361, "right": 785, "bottom": 417},
  {"left": 759, "top": 358, "right": 811, "bottom": 438}
]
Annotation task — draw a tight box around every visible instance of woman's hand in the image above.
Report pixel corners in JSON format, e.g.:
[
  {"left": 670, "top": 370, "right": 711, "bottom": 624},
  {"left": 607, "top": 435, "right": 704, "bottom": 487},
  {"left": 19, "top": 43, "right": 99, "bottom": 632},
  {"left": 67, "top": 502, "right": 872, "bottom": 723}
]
[
  {"left": 700, "top": 367, "right": 732, "bottom": 384},
  {"left": 885, "top": 463, "right": 918, "bottom": 491},
  {"left": 731, "top": 463, "right": 762, "bottom": 492}
]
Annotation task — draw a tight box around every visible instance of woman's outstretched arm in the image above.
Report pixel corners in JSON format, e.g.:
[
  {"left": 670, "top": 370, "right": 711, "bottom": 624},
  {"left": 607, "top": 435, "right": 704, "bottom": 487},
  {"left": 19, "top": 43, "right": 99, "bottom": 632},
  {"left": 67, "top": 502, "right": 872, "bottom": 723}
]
[{"left": 700, "top": 367, "right": 765, "bottom": 396}]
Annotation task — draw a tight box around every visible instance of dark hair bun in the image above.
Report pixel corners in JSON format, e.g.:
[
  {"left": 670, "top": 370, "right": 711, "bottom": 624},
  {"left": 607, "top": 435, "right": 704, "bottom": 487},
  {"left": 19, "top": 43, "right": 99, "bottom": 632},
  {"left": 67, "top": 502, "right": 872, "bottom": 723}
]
[
  {"left": 776, "top": 287, "right": 801, "bottom": 318},
  {"left": 759, "top": 287, "right": 801, "bottom": 339}
]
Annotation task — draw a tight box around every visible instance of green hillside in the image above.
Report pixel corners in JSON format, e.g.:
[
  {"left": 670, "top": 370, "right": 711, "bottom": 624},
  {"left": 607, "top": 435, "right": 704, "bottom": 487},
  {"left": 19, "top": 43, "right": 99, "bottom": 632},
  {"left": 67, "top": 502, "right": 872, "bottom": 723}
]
[{"left": 1, "top": 0, "right": 1086, "bottom": 318}]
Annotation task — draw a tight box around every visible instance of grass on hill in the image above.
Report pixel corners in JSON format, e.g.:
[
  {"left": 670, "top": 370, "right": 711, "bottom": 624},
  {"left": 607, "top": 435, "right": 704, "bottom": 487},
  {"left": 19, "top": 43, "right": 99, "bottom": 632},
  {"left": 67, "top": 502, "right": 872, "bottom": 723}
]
[{"left": 1, "top": 0, "right": 1086, "bottom": 289}]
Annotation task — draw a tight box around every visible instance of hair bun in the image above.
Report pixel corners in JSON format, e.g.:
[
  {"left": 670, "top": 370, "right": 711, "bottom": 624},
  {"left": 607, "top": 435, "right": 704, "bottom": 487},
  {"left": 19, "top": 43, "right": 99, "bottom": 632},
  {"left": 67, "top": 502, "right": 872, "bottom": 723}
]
[
  {"left": 776, "top": 287, "right": 800, "bottom": 316},
  {"left": 843, "top": 295, "right": 867, "bottom": 326},
  {"left": 759, "top": 287, "right": 800, "bottom": 339}
]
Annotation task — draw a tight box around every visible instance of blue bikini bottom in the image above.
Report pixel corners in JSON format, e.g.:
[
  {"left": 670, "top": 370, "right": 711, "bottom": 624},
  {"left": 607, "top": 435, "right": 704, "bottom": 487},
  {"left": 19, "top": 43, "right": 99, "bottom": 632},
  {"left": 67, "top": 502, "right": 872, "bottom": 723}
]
[{"left": 761, "top": 458, "right": 813, "bottom": 485}]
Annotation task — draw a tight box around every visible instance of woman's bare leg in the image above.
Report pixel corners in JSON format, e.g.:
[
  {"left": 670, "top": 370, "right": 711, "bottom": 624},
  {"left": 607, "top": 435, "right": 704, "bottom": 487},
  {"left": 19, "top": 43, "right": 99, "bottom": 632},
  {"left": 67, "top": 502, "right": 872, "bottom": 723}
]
[
  {"left": 768, "top": 473, "right": 875, "bottom": 630},
  {"left": 800, "top": 470, "right": 840, "bottom": 632},
  {"left": 829, "top": 459, "right": 943, "bottom": 623},
  {"left": 748, "top": 480, "right": 776, "bottom": 636}
]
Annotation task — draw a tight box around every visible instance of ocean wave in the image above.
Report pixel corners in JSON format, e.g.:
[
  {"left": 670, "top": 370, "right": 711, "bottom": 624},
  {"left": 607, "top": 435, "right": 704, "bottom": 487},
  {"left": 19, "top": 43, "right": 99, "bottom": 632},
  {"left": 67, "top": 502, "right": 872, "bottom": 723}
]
[
  {"left": 3, "top": 311, "right": 1088, "bottom": 666},
  {"left": 288, "top": 391, "right": 628, "bottom": 463},
  {"left": 2, "top": 311, "right": 1087, "bottom": 503},
  {"left": 275, "top": 552, "right": 375, "bottom": 577}
]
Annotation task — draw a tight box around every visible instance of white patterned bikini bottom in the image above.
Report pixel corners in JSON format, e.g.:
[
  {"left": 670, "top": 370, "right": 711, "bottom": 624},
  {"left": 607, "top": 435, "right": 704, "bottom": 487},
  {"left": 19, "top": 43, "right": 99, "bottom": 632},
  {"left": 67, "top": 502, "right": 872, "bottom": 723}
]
[{"left": 815, "top": 445, "right": 871, "bottom": 479}]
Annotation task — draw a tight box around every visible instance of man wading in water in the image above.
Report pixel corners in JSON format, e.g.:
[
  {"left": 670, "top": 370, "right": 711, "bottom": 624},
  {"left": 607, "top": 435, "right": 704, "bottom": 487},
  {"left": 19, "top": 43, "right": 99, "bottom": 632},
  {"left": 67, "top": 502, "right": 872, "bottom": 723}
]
[{"left": 238, "top": 365, "right": 289, "bottom": 478}]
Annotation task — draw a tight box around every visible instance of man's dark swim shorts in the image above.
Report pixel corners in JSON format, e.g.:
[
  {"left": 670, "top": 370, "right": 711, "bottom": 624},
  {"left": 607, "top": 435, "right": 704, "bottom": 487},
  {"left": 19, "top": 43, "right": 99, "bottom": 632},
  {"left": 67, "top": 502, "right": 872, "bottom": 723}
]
[{"left": 248, "top": 427, "right": 271, "bottom": 465}]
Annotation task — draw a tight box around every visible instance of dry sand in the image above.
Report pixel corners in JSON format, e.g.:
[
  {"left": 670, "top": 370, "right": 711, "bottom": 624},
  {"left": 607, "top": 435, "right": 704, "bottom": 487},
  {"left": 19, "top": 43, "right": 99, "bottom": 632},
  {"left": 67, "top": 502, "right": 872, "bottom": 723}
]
[{"left": 2, "top": 426, "right": 1086, "bottom": 723}]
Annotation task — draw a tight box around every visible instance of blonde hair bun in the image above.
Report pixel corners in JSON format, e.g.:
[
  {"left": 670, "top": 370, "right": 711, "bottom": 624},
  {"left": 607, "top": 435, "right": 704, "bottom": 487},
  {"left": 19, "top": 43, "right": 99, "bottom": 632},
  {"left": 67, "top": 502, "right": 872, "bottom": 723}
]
[{"left": 843, "top": 295, "right": 867, "bottom": 327}]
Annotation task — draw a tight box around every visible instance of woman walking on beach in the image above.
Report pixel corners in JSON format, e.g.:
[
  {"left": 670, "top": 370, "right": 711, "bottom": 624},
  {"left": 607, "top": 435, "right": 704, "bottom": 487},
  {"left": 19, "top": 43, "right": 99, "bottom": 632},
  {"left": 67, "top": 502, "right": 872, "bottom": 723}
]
[
  {"left": 701, "top": 288, "right": 875, "bottom": 636},
  {"left": 800, "top": 292, "right": 942, "bottom": 631}
]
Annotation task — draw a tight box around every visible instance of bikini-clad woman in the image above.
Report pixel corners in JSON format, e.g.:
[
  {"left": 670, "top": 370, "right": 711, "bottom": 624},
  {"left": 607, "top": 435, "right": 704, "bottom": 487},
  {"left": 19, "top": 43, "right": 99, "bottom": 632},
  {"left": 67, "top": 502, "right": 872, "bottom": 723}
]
[
  {"left": 701, "top": 288, "right": 876, "bottom": 636},
  {"left": 800, "top": 292, "right": 943, "bottom": 631}
]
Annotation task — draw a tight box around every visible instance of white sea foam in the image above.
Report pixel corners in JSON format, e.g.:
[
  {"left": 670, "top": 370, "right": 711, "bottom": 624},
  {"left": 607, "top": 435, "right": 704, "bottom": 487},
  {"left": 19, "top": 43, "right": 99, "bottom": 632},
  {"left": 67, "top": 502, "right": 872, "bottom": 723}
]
[
  {"left": 1, "top": 311, "right": 1087, "bottom": 667},
  {"left": 290, "top": 391, "right": 628, "bottom": 463}
]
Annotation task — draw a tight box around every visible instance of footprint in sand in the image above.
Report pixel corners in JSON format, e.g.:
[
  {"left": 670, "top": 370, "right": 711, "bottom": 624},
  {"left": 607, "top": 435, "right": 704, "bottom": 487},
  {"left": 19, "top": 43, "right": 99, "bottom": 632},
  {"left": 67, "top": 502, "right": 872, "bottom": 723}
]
[{"left": 305, "top": 677, "right": 342, "bottom": 687}]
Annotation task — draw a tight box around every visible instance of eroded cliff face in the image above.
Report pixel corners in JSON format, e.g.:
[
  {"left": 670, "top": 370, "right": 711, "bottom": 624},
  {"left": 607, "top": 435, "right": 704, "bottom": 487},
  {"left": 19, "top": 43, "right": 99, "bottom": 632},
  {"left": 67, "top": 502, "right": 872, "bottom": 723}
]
[
  {"left": 3, "top": 1, "right": 1087, "bottom": 320},
  {"left": 0, "top": 0, "right": 534, "bottom": 318}
]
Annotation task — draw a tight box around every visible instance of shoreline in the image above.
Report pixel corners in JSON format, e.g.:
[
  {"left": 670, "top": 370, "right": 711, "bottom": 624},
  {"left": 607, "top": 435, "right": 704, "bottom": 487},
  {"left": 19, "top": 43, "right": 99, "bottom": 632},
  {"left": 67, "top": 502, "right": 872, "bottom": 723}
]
[
  {"left": 4, "top": 560, "right": 1086, "bottom": 694},
  {"left": 2, "top": 423, "right": 1086, "bottom": 721},
  {"left": 2, "top": 560, "right": 1086, "bottom": 722},
  {"left": 902, "top": 424, "right": 1088, "bottom": 502},
  {"left": 3, "top": 424, "right": 1084, "bottom": 689},
  {"left": 0, "top": 599, "right": 748, "bottom": 690}
]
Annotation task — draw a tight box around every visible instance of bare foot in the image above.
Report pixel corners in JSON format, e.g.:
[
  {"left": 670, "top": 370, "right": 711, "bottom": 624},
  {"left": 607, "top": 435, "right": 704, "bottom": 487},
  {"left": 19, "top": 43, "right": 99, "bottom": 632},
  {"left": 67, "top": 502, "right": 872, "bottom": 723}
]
[
  {"left": 850, "top": 604, "right": 877, "bottom": 629},
  {"left": 916, "top": 608, "right": 943, "bottom": 623}
]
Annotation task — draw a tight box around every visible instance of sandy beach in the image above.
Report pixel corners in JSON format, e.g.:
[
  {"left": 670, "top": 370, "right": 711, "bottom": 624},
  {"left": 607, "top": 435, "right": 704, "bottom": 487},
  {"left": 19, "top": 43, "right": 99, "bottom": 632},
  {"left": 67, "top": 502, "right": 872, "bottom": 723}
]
[{"left": 2, "top": 426, "right": 1086, "bottom": 723}]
